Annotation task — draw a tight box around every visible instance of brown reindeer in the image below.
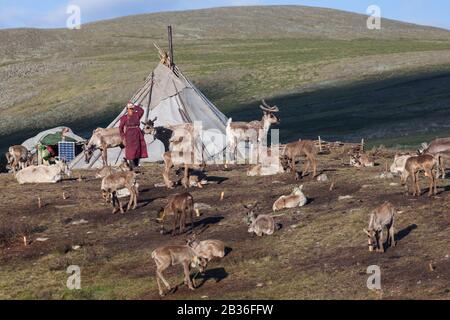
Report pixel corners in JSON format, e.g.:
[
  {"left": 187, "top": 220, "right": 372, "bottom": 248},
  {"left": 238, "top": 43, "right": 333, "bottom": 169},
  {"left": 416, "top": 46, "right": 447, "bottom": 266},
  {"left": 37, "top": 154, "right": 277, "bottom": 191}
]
[
  {"left": 226, "top": 100, "right": 280, "bottom": 162},
  {"left": 363, "top": 201, "right": 396, "bottom": 253},
  {"left": 101, "top": 171, "right": 138, "bottom": 213},
  {"left": 151, "top": 245, "right": 207, "bottom": 296},
  {"left": 401, "top": 154, "right": 438, "bottom": 197},
  {"left": 157, "top": 192, "right": 195, "bottom": 236},
  {"left": 186, "top": 233, "right": 226, "bottom": 262},
  {"left": 7, "top": 145, "right": 30, "bottom": 173},
  {"left": 84, "top": 127, "right": 124, "bottom": 167},
  {"left": 282, "top": 140, "right": 318, "bottom": 179}
]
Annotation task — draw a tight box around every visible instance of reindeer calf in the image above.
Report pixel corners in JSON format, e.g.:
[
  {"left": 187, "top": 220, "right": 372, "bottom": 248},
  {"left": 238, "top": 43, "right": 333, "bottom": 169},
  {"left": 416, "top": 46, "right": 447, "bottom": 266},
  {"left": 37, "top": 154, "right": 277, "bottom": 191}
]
[
  {"left": 101, "top": 171, "right": 138, "bottom": 214},
  {"left": 151, "top": 245, "right": 207, "bottom": 296},
  {"left": 272, "top": 185, "right": 307, "bottom": 211},
  {"left": 363, "top": 201, "right": 396, "bottom": 253},
  {"left": 401, "top": 154, "right": 437, "bottom": 197},
  {"left": 157, "top": 192, "right": 195, "bottom": 235}
]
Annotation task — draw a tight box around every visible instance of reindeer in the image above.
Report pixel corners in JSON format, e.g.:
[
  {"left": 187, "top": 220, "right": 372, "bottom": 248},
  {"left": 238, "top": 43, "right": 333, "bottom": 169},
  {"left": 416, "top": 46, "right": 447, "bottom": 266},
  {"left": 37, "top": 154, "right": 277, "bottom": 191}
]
[
  {"left": 247, "top": 146, "right": 285, "bottom": 176},
  {"left": 151, "top": 245, "right": 207, "bottom": 296},
  {"left": 15, "top": 160, "right": 70, "bottom": 184},
  {"left": 390, "top": 153, "right": 412, "bottom": 176},
  {"left": 84, "top": 127, "right": 124, "bottom": 167},
  {"left": 141, "top": 117, "right": 173, "bottom": 152},
  {"left": 161, "top": 124, "right": 204, "bottom": 189},
  {"left": 418, "top": 137, "right": 450, "bottom": 179},
  {"left": 95, "top": 158, "right": 131, "bottom": 179},
  {"left": 272, "top": 185, "right": 307, "bottom": 211},
  {"left": 7, "top": 145, "right": 30, "bottom": 173},
  {"left": 401, "top": 154, "right": 438, "bottom": 197},
  {"left": 244, "top": 204, "right": 283, "bottom": 236},
  {"left": 350, "top": 152, "right": 374, "bottom": 168},
  {"left": 226, "top": 100, "right": 279, "bottom": 162},
  {"left": 157, "top": 192, "right": 195, "bottom": 236},
  {"left": 281, "top": 140, "right": 318, "bottom": 179},
  {"left": 101, "top": 171, "right": 138, "bottom": 213},
  {"left": 363, "top": 201, "right": 396, "bottom": 253},
  {"left": 186, "top": 233, "right": 226, "bottom": 262}
]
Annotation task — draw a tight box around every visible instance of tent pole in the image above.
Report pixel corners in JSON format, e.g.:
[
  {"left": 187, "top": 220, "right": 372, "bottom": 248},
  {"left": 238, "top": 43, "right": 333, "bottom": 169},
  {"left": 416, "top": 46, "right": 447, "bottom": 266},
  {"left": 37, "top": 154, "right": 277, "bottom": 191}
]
[
  {"left": 168, "top": 26, "right": 174, "bottom": 70},
  {"left": 146, "top": 72, "right": 155, "bottom": 122}
]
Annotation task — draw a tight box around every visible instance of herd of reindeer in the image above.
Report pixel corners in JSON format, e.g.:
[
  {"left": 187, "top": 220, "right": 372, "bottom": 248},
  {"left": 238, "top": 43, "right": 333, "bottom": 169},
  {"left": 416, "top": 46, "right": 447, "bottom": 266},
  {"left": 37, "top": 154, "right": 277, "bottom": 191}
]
[{"left": 3, "top": 99, "right": 450, "bottom": 296}]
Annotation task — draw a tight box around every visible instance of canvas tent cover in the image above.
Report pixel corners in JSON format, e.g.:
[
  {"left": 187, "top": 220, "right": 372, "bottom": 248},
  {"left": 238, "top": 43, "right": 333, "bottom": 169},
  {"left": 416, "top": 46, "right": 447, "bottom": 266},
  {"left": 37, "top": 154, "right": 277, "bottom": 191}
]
[
  {"left": 22, "top": 127, "right": 85, "bottom": 153},
  {"left": 70, "top": 63, "right": 230, "bottom": 169}
]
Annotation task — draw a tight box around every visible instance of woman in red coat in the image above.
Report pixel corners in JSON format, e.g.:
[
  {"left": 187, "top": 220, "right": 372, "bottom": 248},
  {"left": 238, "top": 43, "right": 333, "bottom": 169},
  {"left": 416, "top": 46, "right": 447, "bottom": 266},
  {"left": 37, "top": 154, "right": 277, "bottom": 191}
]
[{"left": 119, "top": 102, "right": 148, "bottom": 170}]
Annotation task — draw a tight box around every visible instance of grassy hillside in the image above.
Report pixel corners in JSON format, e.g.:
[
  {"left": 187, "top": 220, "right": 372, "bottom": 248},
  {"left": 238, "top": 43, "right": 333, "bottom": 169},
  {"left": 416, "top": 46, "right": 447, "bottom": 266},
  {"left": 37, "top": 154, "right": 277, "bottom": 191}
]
[{"left": 1, "top": 5, "right": 450, "bottom": 152}]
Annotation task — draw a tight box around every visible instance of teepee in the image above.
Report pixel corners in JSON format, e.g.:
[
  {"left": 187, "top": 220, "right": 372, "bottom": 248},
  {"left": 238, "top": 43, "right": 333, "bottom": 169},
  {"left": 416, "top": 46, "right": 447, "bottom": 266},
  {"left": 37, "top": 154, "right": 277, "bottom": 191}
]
[{"left": 70, "top": 29, "right": 229, "bottom": 169}]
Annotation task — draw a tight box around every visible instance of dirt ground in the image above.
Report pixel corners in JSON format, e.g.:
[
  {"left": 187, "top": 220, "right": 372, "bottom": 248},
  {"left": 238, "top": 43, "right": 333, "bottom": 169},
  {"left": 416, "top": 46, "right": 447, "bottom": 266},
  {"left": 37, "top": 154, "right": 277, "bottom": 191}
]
[{"left": 0, "top": 148, "right": 448, "bottom": 300}]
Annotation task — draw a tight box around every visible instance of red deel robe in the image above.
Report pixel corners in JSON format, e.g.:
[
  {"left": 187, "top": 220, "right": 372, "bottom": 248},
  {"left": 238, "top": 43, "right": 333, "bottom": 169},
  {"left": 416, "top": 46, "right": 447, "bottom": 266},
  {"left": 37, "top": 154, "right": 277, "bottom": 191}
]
[{"left": 119, "top": 105, "right": 148, "bottom": 160}]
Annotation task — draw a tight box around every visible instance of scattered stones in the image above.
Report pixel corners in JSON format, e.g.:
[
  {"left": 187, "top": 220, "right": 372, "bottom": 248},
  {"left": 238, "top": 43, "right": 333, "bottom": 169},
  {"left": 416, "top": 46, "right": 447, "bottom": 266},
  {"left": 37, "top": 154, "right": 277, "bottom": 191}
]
[
  {"left": 72, "top": 245, "right": 81, "bottom": 250},
  {"left": 194, "top": 203, "right": 212, "bottom": 210},
  {"left": 389, "top": 182, "right": 399, "bottom": 186},
  {"left": 71, "top": 219, "right": 88, "bottom": 225},
  {"left": 375, "top": 172, "right": 394, "bottom": 179},
  {"left": 36, "top": 237, "right": 49, "bottom": 242},
  {"left": 316, "top": 173, "right": 329, "bottom": 182},
  {"left": 338, "top": 195, "right": 353, "bottom": 201}
]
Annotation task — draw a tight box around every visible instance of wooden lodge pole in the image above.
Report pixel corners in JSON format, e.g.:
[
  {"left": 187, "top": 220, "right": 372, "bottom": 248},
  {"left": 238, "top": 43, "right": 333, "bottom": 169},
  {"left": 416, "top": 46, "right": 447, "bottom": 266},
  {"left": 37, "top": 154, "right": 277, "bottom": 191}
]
[{"left": 168, "top": 26, "right": 174, "bottom": 70}]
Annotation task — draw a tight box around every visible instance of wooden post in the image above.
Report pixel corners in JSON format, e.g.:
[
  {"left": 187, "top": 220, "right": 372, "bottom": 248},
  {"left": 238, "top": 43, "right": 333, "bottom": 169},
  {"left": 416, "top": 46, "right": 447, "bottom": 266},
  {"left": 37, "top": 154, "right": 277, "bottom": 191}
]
[
  {"left": 361, "top": 139, "right": 365, "bottom": 152},
  {"left": 318, "top": 136, "right": 322, "bottom": 152},
  {"left": 168, "top": 26, "right": 174, "bottom": 69}
]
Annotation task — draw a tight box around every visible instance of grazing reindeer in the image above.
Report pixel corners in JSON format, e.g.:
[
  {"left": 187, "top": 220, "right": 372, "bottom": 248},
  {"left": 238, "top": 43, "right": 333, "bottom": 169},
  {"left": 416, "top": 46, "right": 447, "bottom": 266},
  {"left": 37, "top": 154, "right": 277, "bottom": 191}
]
[
  {"left": 363, "top": 201, "right": 396, "bottom": 253},
  {"left": 401, "top": 154, "right": 438, "bottom": 197},
  {"left": 390, "top": 153, "right": 412, "bottom": 176},
  {"left": 84, "top": 127, "right": 124, "bottom": 166},
  {"left": 95, "top": 158, "right": 131, "bottom": 178},
  {"left": 244, "top": 204, "right": 283, "bottom": 236},
  {"left": 418, "top": 137, "right": 450, "bottom": 179},
  {"left": 151, "top": 245, "right": 207, "bottom": 296},
  {"left": 226, "top": 100, "right": 280, "bottom": 162},
  {"left": 157, "top": 192, "right": 195, "bottom": 236},
  {"left": 282, "top": 140, "right": 318, "bottom": 179},
  {"left": 272, "top": 185, "right": 307, "bottom": 211},
  {"left": 101, "top": 171, "right": 138, "bottom": 213},
  {"left": 186, "top": 233, "right": 226, "bottom": 262},
  {"left": 8, "top": 145, "right": 30, "bottom": 173},
  {"left": 141, "top": 117, "right": 173, "bottom": 152}
]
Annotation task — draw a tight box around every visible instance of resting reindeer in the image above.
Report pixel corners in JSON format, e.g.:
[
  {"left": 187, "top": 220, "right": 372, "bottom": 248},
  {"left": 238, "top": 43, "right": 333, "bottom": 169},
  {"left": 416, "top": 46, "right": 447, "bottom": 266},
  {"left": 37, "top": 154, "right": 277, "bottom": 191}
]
[
  {"left": 186, "top": 233, "right": 226, "bottom": 262},
  {"left": 151, "top": 244, "right": 207, "bottom": 296},
  {"left": 157, "top": 192, "right": 195, "bottom": 235},
  {"left": 282, "top": 140, "right": 318, "bottom": 179},
  {"left": 84, "top": 127, "right": 124, "bottom": 167},
  {"left": 350, "top": 152, "right": 374, "bottom": 168},
  {"left": 418, "top": 137, "right": 450, "bottom": 179},
  {"left": 8, "top": 145, "right": 31, "bottom": 173},
  {"left": 15, "top": 160, "right": 70, "bottom": 184},
  {"left": 363, "top": 201, "right": 396, "bottom": 253},
  {"left": 226, "top": 100, "right": 279, "bottom": 162},
  {"left": 101, "top": 170, "right": 138, "bottom": 214},
  {"left": 272, "top": 185, "right": 307, "bottom": 211},
  {"left": 401, "top": 154, "right": 437, "bottom": 197},
  {"left": 247, "top": 146, "right": 285, "bottom": 176},
  {"left": 244, "top": 204, "right": 283, "bottom": 236}
]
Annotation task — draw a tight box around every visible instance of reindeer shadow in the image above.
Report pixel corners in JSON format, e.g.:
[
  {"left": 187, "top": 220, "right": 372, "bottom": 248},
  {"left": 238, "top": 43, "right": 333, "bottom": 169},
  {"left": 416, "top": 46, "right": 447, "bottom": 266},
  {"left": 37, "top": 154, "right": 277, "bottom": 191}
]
[
  {"left": 207, "top": 176, "right": 228, "bottom": 184},
  {"left": 395, "top": 224, "right": 417, "bottom": 242},
  {"left": 194, "top": 267, "right": 229, "bottom": 288},
  {"left": 193, "top": 216, "right": 224, "bottom": 229}
]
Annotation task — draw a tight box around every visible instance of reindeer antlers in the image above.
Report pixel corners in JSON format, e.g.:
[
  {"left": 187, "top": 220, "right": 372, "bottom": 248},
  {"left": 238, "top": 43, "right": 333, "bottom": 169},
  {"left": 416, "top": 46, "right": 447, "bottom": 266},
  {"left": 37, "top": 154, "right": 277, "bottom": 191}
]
[{"left": 260, "top": 99, "right": 279, "bottom": 113}]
